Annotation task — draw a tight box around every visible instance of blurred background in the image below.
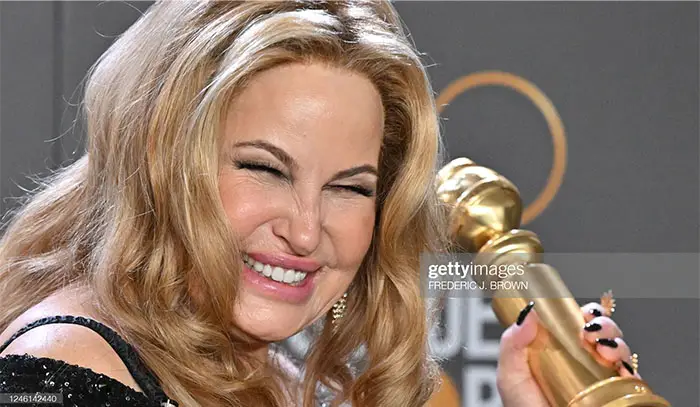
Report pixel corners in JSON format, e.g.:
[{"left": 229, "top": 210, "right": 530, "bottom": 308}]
[{"left": 1, "top": 1, "right": 698, "bottom": 405}]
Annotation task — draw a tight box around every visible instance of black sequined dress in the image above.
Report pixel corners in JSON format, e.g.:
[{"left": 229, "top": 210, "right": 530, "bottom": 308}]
[{"left": 0, "top": 315, "right": 178, "bottom": 407}]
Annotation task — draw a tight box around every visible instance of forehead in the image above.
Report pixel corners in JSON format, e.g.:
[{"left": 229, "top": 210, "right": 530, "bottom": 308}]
[{"left": 222, "top": 62, "right": 384, "bottom": 161}]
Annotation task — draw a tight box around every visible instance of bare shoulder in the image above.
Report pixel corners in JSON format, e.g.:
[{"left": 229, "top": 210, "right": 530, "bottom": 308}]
[{"left": 0, "top": 287, "right": 144, "bottom": 393}]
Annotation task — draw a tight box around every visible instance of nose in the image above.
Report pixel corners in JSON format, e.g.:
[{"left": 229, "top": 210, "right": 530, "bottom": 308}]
[{"left": 272, "top": 196, "right": 322, "bottom": 256}]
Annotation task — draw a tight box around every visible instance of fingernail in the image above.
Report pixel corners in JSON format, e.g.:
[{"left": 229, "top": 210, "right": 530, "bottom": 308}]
[
  {"left": 516, "top": 301, "right": 535, "bottom": 326},
  {"left": 596, "top": 338, "right": 618, "bottom": 348},
  {"left": 584, "top": 322, "right": 602, "bottom": 332},
  {"left": 621, "top": 360, "right": 635, "bottom": 375},
  {"left": 590, "top": 309, "right": 603, "bottom": 317}
]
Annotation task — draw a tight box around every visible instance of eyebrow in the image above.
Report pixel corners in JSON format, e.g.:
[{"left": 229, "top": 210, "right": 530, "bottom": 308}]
[{"left": 232, "top": 140, "right": 378, "bottom": 181}]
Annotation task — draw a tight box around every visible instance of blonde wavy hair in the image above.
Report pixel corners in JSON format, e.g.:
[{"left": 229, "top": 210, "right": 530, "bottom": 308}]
[{"left": 0, "top": 1, "right": 449, "bottom": 406}]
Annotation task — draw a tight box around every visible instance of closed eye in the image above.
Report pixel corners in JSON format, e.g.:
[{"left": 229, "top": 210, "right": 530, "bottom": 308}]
[
  {"left": 235, "top": 160, "right": 374, "bottom": 197},
  {"left": 234, "top": 160, "right": 286, "bottom": 178},
  {"left": 331, "top": 185, "right": 375, "bottom": 197}
]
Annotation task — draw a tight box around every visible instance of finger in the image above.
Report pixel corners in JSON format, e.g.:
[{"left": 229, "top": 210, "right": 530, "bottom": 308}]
[
  {"left": 594, "top": 337, "right": 631, "bottom": 364},
  {"left": 497, "top": 303, "right": 551, "bottom": 407},
  {"left": 581, "top": 302, "right": 606, "bottom": 322},
  {"left": 498, "top": 302, "right": 539, "bottom": 384},
  {"left": 583, "top": 316, "right": 623, "bottom": 343}
]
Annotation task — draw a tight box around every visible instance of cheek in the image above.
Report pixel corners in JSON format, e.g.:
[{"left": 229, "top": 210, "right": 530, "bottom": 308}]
[
  {"left": 218, "top": 175, "right": 277, "bottom": 238},
  {"left": 328, "top": 206, "right": 376, "bottom": 268}
]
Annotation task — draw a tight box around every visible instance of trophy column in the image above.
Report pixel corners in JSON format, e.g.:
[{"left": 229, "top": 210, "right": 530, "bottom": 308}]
[{"left": 437, "top": 157, "right": 670, "bottom": 407}]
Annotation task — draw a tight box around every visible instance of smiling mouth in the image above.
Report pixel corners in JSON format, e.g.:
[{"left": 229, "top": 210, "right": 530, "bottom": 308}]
[{"left": 243, "top": 253, "right": 309, "bottom": 286}]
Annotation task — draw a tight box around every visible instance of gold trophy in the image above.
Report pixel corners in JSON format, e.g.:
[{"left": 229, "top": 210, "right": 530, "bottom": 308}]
[{"left": 435, "top": 157, "right": 670, "bottom": 406}]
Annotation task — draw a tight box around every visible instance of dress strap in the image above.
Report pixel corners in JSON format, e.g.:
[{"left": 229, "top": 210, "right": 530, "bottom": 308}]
[{"left": 0, "top": 315, "right": 177, "bottom": 406}]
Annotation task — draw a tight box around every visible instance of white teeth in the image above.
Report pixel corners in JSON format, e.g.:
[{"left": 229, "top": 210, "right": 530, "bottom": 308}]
[
  {"left": 271, "top": 267, "right": 284, "bottom": 282},
  {"left": 243, "top": 254, "right": 309, "bottom": 285},
  {"left": 283, "top": 269, "right": 295, "bottom": 283},
  {"left": 263, "top": 264, "right": 273, "bottom": 277}
]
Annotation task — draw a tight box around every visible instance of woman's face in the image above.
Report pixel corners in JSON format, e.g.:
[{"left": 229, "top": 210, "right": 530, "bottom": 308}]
[{"left": 219, "top": 62, "right": 384, "bottom": 341}]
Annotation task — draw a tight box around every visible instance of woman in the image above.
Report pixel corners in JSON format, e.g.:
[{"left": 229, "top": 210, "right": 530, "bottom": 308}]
[{"left": 0, "top": 1, "right": 638, "bottom": 406}]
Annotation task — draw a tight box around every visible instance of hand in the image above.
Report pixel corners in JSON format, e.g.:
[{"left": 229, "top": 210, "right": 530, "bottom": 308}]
[{"left": 495, "top": 301, "right": 641, "bottom": 407}]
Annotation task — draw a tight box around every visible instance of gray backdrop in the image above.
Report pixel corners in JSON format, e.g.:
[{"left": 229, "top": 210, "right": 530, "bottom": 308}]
[{"left": 1, "top": 1, "right": 698, "bottom": 406}]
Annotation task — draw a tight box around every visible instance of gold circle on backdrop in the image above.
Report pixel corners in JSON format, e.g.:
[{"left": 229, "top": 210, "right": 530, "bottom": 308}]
[{"left": 436, "top": 71, "right": 568, "bottom": 225}]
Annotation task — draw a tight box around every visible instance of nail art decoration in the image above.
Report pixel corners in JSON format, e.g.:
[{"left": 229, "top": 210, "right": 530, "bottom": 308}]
[
  {"left": 590, "top": 309, "right": 603, "bottom": 318},
  {"left": 516, "top": 301, "right": 535, "bottom": 326},
  {"left": 584, "top": 322, "right": 602, "bottom": 332},
  {"left": 621, "top": 360, "right": 635, "bottom": 375},
  {"left": 631, "top": 353, "right": 639, "bottom": 371},
  {"left": 601, "top": 290, "right": 616, "bottom": 316},
  {"left": 596, "top": 338, "right": 618, "bottom": 348}
]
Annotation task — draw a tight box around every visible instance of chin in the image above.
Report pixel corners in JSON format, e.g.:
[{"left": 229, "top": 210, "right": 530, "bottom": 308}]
[
  {"left": 233, "top": 300, "right": 307, "bottom": 342},
  {"left": 239, "top": 320, "right": 303, "bottom": 342}
]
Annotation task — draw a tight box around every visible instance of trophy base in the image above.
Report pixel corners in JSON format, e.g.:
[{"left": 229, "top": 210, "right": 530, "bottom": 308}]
[{"left": 569, "top": 376, "right": 671, "bottom": 407}]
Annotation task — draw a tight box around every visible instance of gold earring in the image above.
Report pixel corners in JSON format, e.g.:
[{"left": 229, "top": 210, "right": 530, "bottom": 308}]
[{"left": 331, "top": 292, "right": 348, "bottom": 328}]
